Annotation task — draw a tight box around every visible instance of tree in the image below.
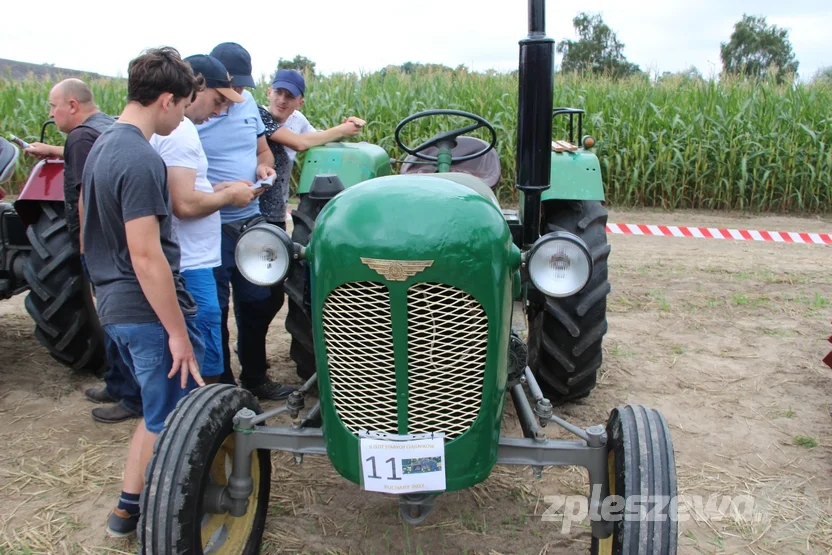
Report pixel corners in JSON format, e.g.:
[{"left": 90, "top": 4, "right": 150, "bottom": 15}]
[
  {"left": 276, "top": 55, "right": 317, "bottom": 77},
  {"left": 556, "top": 12, "right": 641, "bottom": 79},
  {"left": 810, "top": 66, "right": 832, "bottom": 86},
  {"left": 658, "top": 65, "right": 704, "bottom": 83},
  {"left": 720, "top": 14, "right": 799, "bottom": 83}
]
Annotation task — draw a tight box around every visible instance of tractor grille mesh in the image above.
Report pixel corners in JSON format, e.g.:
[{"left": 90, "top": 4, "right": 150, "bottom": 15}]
[
  {"left": 406, "top": 283, "right": 488, "bottom": 440},
  {"left": 322, "top": 282, "right": 398, "bottom": 435}
]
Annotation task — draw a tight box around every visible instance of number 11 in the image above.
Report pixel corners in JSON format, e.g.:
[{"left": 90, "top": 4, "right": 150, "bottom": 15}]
[{"left": 365, "top": 456, "right": 402, "bottom": 480}]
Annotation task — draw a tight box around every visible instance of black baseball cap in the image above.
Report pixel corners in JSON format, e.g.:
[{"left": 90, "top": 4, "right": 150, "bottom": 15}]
[
  {"left": 185, "top": 55, "right": 244, "bottom": 103},
  {"left": 210, "top": 42, "right": 256, "bottom": 88}
]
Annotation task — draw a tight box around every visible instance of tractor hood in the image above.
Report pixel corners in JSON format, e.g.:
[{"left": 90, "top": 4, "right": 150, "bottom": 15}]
[
  {"left": 307, "top": 174, "right": 521, "bottom": 293},
  {"left": 305, "top": 174, "right": 523, "bottom": 491}
]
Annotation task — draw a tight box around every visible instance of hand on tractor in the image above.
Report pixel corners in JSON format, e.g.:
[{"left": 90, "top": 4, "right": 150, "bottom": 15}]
[
  {"left": 343, "top": 116, "right": 366, "bottom": 128},
  {"left": 167, "top": 332, "right": 204, "bottom": 389},
  {"left": 23, "top": 142, "right": 63, "bottom": 160},
  {"left": 338, "top": 118, "right": 365, "bottom": 138}
]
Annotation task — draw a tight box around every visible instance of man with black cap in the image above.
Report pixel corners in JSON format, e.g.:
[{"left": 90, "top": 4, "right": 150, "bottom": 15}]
[
  {"left": 150, "top": 54, "right": 261, "bottom": 384},
  {"left": 196, "top": 42, "right": 294, "bottom": 400}
]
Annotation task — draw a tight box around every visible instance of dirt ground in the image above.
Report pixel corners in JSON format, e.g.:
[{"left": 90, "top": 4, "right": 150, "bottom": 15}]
[{"left": 0, "top": 208, "right": 830, "bottom": 555}]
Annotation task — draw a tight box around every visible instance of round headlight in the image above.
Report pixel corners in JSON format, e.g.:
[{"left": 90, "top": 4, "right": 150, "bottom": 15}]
[
  {"left": 527, "top": 232, "right": 592, "bottom": 297},
  {"left": 234, "top": 223, "right": 293, "bottom": 286}
]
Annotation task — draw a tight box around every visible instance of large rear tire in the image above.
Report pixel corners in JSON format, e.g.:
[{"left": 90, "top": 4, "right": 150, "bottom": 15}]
[
  {"left": 139, "top": 384, "right": 272, "bottom": 555},
  {"left": 591, "top": 405, "right": 678, "bottom": 555},
  {"left": 284, "top": 194, "right": 320, "bottom": 381},
  {"left": 526, "top": 200, "right": 610, "bottom": 404},
  {"left": 23, "top": 201, "right": 106, "bottom": 374}
]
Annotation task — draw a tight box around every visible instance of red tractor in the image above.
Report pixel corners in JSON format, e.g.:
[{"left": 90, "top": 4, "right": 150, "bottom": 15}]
[{"left": 0, "top": 123, "right": 106, "bottom": 374}]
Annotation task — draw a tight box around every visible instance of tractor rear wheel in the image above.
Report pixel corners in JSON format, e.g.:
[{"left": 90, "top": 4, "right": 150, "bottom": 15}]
[
  {"left": 23, "top": 201, "right": 106, "bottom": 374},
  {"left": 591, "top": 404, "right": 678, "bottom": 555},
  {"left": 284, "top": 194, "right": 319, "bottom": 381},
  {"left": 526, "top": 199, "right": 610, "bottom": 404},
  {"left": 139, "top": 384, "right": 271, "bottom": 555}
]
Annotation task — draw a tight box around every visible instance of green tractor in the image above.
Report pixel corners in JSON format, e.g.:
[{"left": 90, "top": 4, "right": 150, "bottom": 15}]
[
  {"left": 139, "top": 2, "right": 677, "bottom": 553},
  {"left": 285, "top": 106, "right": 608, "bottom": 405}
]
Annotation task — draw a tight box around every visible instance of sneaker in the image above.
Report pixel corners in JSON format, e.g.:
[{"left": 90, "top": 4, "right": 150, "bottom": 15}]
[
  {"left": 245, "top": 378, "right": 295, "bottom": 401},
  {"left": 84, "top": 387, "right": 117, "bottom": 404},
  {"left": 92, "top": 401, "right": 142, "bottom": 424},
  {"left": 106, "top": 507, "right": 139, "bottom": 538}
]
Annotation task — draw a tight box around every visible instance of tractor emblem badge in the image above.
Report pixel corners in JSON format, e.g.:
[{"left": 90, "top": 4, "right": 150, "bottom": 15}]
[{"left": 360, "top": 258, "right": 434, "bottom": 281}]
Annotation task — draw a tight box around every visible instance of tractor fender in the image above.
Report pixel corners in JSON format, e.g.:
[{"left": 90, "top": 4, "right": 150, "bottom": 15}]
[
  {"left": 542, "top": 150, "right": 605, "bottom": 202},
  {"left": 13, "top": 159, "right": 65, "bottom": 227}
]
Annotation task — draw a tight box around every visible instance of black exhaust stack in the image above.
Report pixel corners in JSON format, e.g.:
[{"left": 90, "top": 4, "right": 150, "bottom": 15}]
[{"left": 516, "top": 0, "right": 554, "bottom": 249}]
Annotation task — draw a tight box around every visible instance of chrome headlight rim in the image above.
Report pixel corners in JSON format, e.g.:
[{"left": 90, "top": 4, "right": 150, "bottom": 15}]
[
  {"left": 233, "top": 222, "right": 294, "bottom": 287},
  {"left": 526, "top": 231, "right": 593, "bottom": 298}
]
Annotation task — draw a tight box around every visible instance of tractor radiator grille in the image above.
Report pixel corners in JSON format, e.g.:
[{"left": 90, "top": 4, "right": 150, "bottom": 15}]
[
  {"left": 406, "top": 283, "right": 488, "bottom": 440},
  {"left": 322, "top": 281, "right": 398, "bottom": 435}
]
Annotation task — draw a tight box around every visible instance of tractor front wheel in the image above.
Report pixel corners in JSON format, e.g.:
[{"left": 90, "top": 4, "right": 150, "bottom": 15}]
[
  {"left": 526, "top": 199, "right": 610, "bottom": 404},
  {"left": 23, "top": 201, "right": 106, "bottom": 374},
  {"left": 591, "top": 404, "right": 678, "bottom": 555},
  {"left": 139, "top": 384, "right": 271, "bottom": 555}
]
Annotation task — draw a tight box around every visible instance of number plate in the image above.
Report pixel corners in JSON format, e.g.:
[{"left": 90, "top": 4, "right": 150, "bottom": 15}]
[{"left": 358, "top": 431, "right": 446, "bottom": 494}]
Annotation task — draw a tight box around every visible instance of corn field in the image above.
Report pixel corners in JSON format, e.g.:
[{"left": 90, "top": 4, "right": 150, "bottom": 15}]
[{"left": 2, "top": 69, "right": 830, "bottom": 213}]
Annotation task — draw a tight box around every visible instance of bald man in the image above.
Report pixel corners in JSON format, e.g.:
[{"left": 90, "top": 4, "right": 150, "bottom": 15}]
[
  {"left": 25, "top": 79, "right": 143, "bottom": 425},
  {"left": 26, "top": 79, "right": 115, "bottom": 248}
]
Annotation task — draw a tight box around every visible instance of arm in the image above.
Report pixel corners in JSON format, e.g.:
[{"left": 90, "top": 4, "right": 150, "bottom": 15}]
[
  {"left": 268, "top": 118, "right": 364, "bottom": 153},
  {"left": 125, "top": 215, "right": 203, "bottom": 387},
  {"left": 78, "top": 188, "right": 85, "bottom": 254},
  {"left": 24, "top": 142, "right": 64, "bottom": 159},
  {"left": 168, "top": 166, "right": 255, "bottom": 219},
  {"left": 255, "top": 134, "right": 276, "bottom": 180}
]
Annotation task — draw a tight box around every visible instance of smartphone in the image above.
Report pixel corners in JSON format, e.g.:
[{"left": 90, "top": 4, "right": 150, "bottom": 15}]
[
  {"left": 252, "top": 174, "right": 276, "bottom": 190},
  {"left": 8, "top": 135, "right": 30, "bottom": 149}
]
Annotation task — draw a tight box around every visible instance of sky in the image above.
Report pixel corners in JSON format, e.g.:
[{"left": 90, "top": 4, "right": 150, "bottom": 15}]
[{"left": 2, "top": 0, "right": 830, "bottom": 82}]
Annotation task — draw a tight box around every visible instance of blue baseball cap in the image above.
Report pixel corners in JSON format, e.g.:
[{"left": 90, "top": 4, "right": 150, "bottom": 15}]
[
  {"left": 209, "top": 42, "right": 256, "bottom": 88},
  {"left": 184, "top": 54, "right": 244, "bottom": 103},
  {"left": 271, "top": 69, "right": 305, "bottom": 97}
]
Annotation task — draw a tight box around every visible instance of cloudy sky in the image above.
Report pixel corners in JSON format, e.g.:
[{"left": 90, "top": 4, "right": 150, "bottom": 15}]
[{"left": 3, "top": 0, "right": 829, "bottom": 81}]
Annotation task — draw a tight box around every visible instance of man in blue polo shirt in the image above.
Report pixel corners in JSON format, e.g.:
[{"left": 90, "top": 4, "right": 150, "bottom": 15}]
[{"left": 196, "top": 42, "right": 294, "bottom": 400}]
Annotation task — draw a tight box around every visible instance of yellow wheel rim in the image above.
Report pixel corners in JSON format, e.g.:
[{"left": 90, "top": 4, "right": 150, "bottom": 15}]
[
  {"left": 595, "top": 449, "right": 615, "bottom": 555},
  {"left": 201, "top": 434, "right": 261, "bottom": 554}
]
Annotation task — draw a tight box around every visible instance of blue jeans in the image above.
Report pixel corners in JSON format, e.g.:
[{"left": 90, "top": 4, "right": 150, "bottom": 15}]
[
  {"left": 80, "top": 254, "right": 143, "bottom": 413},
  {"left": 103, "top": 317, "right": 205, "bottom": 434},
  {"left": 213, "top": 220, "right": 280, "bottom": 388},
  {"left": 182, "top": 268, "right": 223, "bottom": 378}
]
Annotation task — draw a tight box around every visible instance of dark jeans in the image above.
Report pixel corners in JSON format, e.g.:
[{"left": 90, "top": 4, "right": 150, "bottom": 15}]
[
  {"left": 214, "top": 219, "right": 286, "bottom": 388},
  {"left": 80, "top": 254, "right": 143, "bottom": 414},
  {"left": 103, "top": 338, "right": 143, "bottom": 414}
]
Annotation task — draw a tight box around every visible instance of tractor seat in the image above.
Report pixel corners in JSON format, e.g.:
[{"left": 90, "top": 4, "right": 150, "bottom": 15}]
[
  {"left": 399, "top": 136, "right": 502, "bottom": 189},
  {"left": 0, "top": 137, "right": 20, "bottom": 185}
]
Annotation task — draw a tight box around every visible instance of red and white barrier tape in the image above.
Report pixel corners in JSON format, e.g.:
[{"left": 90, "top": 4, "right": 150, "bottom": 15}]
[{"left": 607, "top": 223, "right": 832, "bottom": 245}]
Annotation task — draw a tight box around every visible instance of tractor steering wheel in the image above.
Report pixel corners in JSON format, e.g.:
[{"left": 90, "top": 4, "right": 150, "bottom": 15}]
[{"left": 394, "top": 109, "right": 497, "bottom": 163}]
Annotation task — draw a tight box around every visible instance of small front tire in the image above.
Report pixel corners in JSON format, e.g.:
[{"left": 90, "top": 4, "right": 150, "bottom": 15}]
[
  {"left": 591, "top": 404, "right": 678, "bottom": 555},
  {"left": 139, "top": 384, "right": 271, "bottom": 555}
]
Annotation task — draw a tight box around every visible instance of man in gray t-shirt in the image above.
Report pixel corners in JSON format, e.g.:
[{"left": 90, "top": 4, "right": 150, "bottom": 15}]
[
  {"left": 83, "top": 124, "right": 197, "bottom": 324},
  {"left": 81, "top": 46, "right": 205, "bottom": 539}
]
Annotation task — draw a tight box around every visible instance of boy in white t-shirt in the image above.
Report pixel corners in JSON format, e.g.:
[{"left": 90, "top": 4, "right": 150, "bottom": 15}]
[{"left": 150, "top": 54, "right": 260, "bottom": 382}]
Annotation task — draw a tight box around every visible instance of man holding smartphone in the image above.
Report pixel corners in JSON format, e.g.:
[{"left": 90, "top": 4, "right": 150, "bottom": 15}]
[
  {"left": 196, "top": 42, "right": 294, "bottom": 399},
  {"left": 150, "top": 54, "right": 259, "bottom": 384}
]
